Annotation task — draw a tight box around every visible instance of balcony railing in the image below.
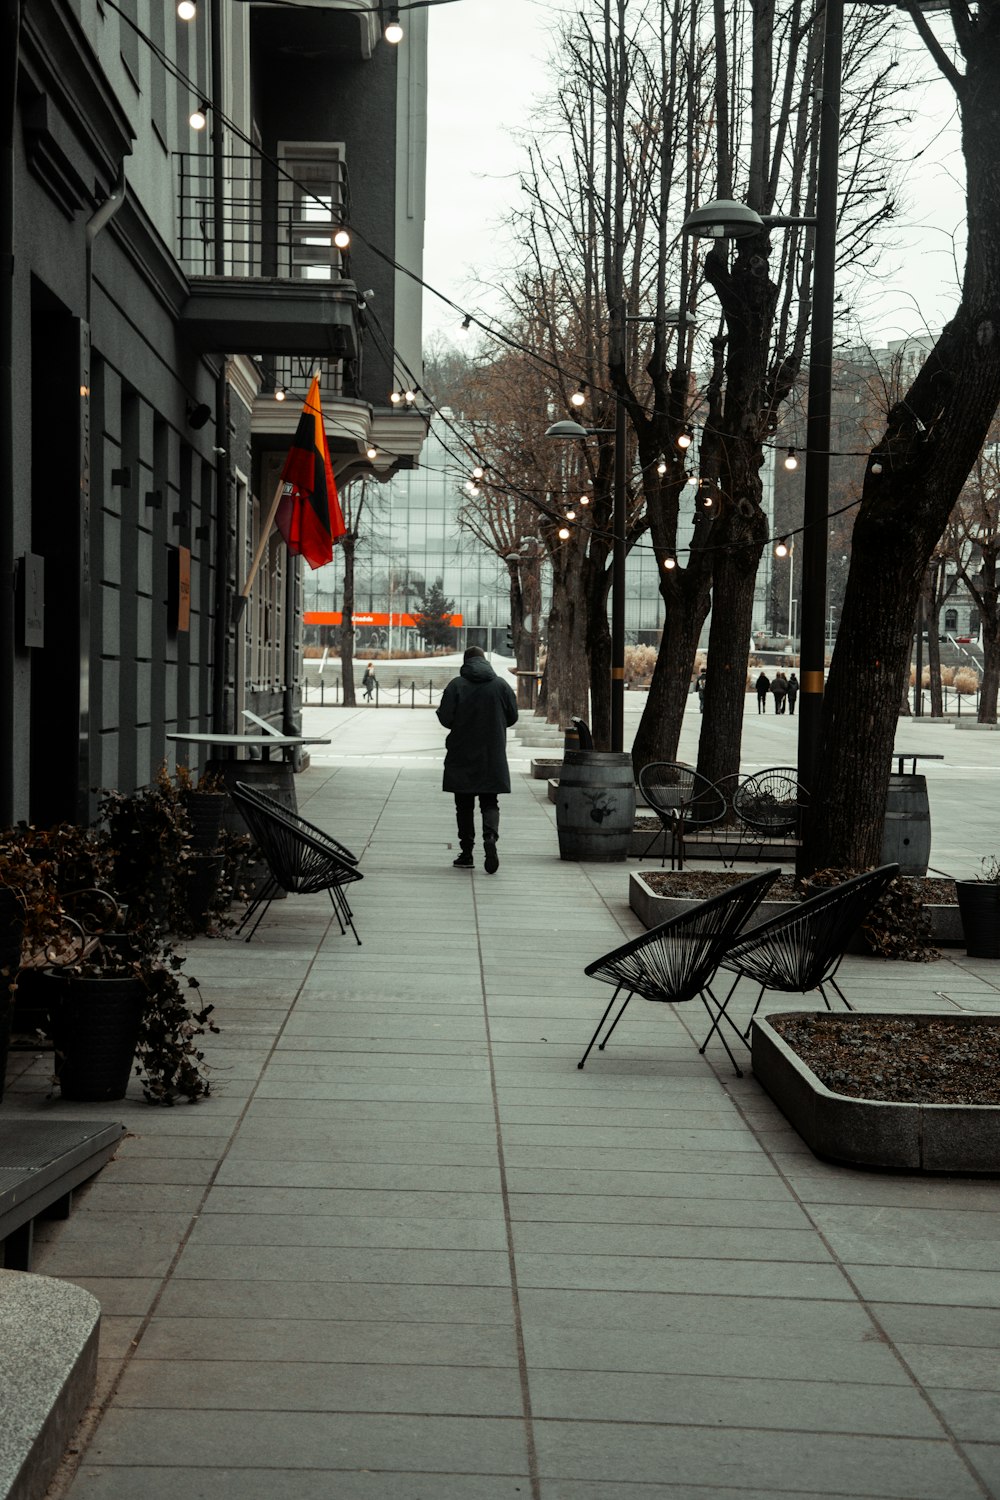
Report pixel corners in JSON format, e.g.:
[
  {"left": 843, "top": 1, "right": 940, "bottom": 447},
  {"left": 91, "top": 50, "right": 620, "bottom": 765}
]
[{"left": 176, "top": 150, "right": 352, "bottom": 282}]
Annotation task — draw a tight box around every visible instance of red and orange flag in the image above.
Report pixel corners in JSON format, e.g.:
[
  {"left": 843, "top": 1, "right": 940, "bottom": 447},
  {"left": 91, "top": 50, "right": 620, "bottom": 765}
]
[{"left": 275, "top": 375, "right": 346, "bottom": 569}]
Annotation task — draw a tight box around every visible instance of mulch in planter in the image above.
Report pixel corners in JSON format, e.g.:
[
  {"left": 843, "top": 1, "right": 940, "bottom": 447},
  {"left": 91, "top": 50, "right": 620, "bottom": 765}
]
[
  {"left": 770, "top": 1013, "right": 1000, "bottom": 1106},
  {"left": 644, "top": 869, "right": 957, "bottom": 904}
]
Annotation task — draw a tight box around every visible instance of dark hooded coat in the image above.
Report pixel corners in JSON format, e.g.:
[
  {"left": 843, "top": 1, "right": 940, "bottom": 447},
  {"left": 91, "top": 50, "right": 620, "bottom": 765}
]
[{"left": 436, "top": 656, "right": 518, "bottom": 795}]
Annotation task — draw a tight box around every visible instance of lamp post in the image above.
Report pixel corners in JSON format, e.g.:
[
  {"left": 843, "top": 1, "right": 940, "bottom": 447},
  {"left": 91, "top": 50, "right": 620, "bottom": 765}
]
[{"left": 545, "top": 414, "right": 624, "bottom": 751}]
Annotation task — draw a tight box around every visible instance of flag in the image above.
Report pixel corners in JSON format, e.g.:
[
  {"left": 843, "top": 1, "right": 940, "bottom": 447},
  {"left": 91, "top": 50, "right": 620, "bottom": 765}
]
[{"left": 274, "top": 375, "right": 346, "bottom": 569}]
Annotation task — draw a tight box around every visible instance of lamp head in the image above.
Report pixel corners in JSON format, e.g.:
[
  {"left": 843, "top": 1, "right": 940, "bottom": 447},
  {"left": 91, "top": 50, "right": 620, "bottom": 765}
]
[{"left": 682, "top": 198, "right": 766, "bottom": 240}]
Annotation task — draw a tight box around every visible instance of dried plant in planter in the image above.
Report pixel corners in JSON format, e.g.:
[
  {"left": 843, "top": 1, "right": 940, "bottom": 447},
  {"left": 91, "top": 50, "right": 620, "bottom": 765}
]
[{"left": 801, "top": 867, "right": 937, "bottom": 962}]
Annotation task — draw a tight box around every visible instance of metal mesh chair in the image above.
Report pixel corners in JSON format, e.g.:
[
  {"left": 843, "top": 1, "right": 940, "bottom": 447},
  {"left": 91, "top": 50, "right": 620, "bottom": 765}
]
[
  {"left": 637, "top": 761, "right": 728, "bottom": 869},
  {"left": 230, "top": 781, "right": 364, "bottom": 944},
  {"left": 579, "top": 868, "right": 781, "bottom": 1077},
  {"left": 731, "top": 767, "right": 807, "bottom": 860},
  {"left": 703, "top": 862, "right": 900, "bottom": 1054}
]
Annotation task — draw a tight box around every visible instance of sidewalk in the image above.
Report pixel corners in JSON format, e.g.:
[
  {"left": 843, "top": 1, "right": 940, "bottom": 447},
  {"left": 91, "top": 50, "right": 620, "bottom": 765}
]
[{"left": 4, "top": 697, "right": 1000, "bottom": 1499}]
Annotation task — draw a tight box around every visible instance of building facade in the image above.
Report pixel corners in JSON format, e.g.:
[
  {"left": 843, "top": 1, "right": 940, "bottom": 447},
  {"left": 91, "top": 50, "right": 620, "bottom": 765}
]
[{"left": 3, "top": 0, "right": 427, "bottom": 825}]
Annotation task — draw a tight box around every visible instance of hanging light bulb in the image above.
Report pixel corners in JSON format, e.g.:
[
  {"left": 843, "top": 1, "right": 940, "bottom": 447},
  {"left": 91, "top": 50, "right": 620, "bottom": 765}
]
[
  {"left": 333, "top": 226, "right": 351, "bottom": 250},
  {"left": 189, "top": 100, "right": 209, "bottom": 131},
  {"left": 784, "top": 447, "right": 799, "bottom": 471},
  {"left": 366, "top": 445, "right": 378, "bottom": 460},
  {"left": 471, "top": 465, "right": 484, "bottom": 480},
  {"left": 656, "top": 458, "right": 667, "bottom": 476},
  {"left": 177, "top": 0, "right": 196, "bottom": 18},
  {"left": 459, "top": 315, "right": 472, "bottom": 336},
  {"left": 390, "top": 390, "right": 402, "bottom": 405},
  {"left": 663, "top": 553, "right": 677, "bottom": 570},
  {"left": 565, "top": 509, "right": 576, "bottom": 520},
  {"left": 774, "top": 537, "right": 789, "bottom": 558},
  {"left": 384, "top": 9, "right": 404, "bottom": 43},
  {"left": 702, "top": 492, "right": 714, "bottom": 508},
  {"left": 676, "top": 426, "right": 693, "bottom": 450},
  {"left": 466, "top": 481, "right": 480, "bottom": 496},
  {"left": 273, "top": 385, "right": 287, "bottom": 402},
  {"left": 871, "top": 459, "right": 883, "bottom": 475},
  {"left": 403, "top": 389, "right": 416, "bottom": 404},
  {"left": 579, "top": 494, "right": 589, "bottom": 506},
  {"left": 558, "top": 526, "right": 571, "bottom": 540},
  {"left": 570, "top": 383, "right": 587, "bottom": 408}
]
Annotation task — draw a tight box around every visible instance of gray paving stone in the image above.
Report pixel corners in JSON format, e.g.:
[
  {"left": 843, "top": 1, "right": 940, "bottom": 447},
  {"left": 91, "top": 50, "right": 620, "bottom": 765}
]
[
  {"left": 514, "top": 1251, "right": 851, "bottom": 1300},
  {"left": 531, "top": 1421, "right": 983, "bottom": 1498},
  {"left": 527, "top": 1367, "right": 943, "bottom": 1436},
  {"left": 201, "top": 1185, "right": 502, "bottom": 1219},
  {"left": 186, "top": 1212, "right": 508, "bottom": 1251},
  {"left": 848, "top": 1264, "right": 1000, "bottom": 1308},
  {"left": 923, "top": 1386, "right": 1000, "bottom": 1442},
  {"left": 135, "top": 1316, "right": 519, "bottom": 1368},
  {"left": 67, "top": 1467, "right": 529, "bottom": 1498},
  {"left": 156, "top": 1278, "right": 515, "bottom": 1324},
  {"left": 507, "top": 1192, "right": 812, "bottom": 1229},
  {"left": 510, "top": 1221, "right": 830, "bottom": 1262},
  {"left": 517, "top": 1287, "right": 877, "bottom": 1342},
  {"left": 214, "top": 1160, "right": 502, "bottom": 1192},
  {"left": 897, "top": 1342, "right": 1000, "bottom": 1390},
  {"left": 504, "top": 1167, "right": 796, "bottom": 1199},
  {"left": 173, "top": 1243, "right": 513, "bottom": 1286}
]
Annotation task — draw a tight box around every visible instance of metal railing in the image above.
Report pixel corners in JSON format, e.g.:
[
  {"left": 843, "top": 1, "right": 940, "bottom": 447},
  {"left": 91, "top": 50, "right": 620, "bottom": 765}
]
[
  {"left": 176, "top": 151, "right": 352, "bottom": 281},
  {"left": 302, "top": 675, "right": 440, "bottom": 709}
]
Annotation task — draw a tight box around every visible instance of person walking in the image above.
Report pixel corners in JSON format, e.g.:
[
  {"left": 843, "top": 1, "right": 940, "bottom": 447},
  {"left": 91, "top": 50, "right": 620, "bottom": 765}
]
[
  {"left": 786, "top": 672, "right": 799, "bottom": 716},
  {"left": 695, "top": 668, "right": 708, "bottom": 713},
  {"left": 436, "top": 646, "right": 518, "bottom": 873},
  {"left": 755, "top": 670, "right": 770, "bottom": 713},
  {"left": 362, "top": 663, "right": 377, "bottom": 702},
  {"left": 771, "top": 672, "right": 788, "bottom": 715}
]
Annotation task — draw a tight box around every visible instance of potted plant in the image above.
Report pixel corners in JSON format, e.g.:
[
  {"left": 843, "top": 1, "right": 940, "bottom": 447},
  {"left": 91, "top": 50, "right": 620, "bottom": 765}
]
[{"left": 955, "top": 858, "right": 1000, "bottom": 960}]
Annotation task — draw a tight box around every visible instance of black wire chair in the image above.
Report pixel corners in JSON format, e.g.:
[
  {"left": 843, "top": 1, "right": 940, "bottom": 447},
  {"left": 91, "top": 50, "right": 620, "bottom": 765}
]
[
  {"left": 579, "top": 868, "right": 782, "bottom": 1077},
  {"left": 637, "top": 761, "right": 729, "bottom": 870},
  {"left": 731, "top": 767, "right": 808, "bottom": 859},
  {"left": 230, "top": 781, "right": 364, "bottom": 944},
  {"left": 702, "top": 862, "right": 900, "bottom": 1056}
]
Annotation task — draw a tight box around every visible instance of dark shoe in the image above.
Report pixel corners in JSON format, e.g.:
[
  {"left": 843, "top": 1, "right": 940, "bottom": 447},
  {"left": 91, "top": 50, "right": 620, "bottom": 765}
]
[
  {"left": 484, "top": 840, "right": 499, "bottom": 874},
  {"left": 452, "top": 851, "right": 474, "bottom": 868}
]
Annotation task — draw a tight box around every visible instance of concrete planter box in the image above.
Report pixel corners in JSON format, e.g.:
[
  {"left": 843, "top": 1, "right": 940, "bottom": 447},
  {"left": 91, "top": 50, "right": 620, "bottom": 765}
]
[
  {"left": 628, "top": 871, "right": 964, "bottom": 945},
  {"left": 752, "top": 1012, "right": 1000, "bottom": 1173},
  {"left": 531, "top": 758, "right": 562, "bottom": 780}
]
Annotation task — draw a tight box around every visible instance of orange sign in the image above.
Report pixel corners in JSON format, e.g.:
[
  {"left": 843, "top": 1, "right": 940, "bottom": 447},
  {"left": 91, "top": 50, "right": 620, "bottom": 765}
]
[{"left": 305, "top": 611, "right": 464, "bottom": 627}]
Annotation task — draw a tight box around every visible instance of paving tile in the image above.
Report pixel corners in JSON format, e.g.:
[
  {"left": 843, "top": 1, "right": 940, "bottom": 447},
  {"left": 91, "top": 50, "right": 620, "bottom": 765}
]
[
  {"left": 897, "top": 1342, "right": 1000, "bottom": 1391},
  {"left": 514, "top": 1251, "right": 850, "bottom": 1300},
  {"left": 201, "top": 1185, "right": 503, "bottom": 1219},
  {"left": 173, "top": 1242, "right": 512, "bottom": 1286},
  {"left": 68, "top": 1467, "right": 529, "bottom": 1498},
  {"left": 517, "top": 1286, "right": 876, "bottom": 1342},
  {"left": 156, "top": 1278, "right": 515, "bottom": 1324},
  {"left": 214, "top": 1159, "right": 502, "bottom": 1192},
  {"left": 507, "top": 1192, "right": 812, "bottom": 1229},
  {"left": 511, "top": 1221, "right": 829, "bottom": 1263},
  {"left": 527, "top": 1367, "right": 942, "bottom": 1436},
  {"left": 135, "top": 1316, "right": 519, "bottom": 1367},
  {"left": 73, "top": 1408, "right": 531, "bottom": 1475},
  {"left": 848, "top": 1265, "right": 1000, "bottom": 1308},
  {"left": 922, "top": 1386, "right": 1000, "bottom": 1442},
  {"left": 531, "top": 1421, "right": 983, "bottom": 1498},
  {"left": 187, "top": 1212, "right": 508, "bottom": 1251}
]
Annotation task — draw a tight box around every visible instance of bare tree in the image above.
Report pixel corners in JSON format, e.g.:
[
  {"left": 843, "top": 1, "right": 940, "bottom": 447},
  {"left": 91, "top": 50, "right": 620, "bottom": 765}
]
[{"left": 807, "top": 3, "right": 1000, "bottom": 869}]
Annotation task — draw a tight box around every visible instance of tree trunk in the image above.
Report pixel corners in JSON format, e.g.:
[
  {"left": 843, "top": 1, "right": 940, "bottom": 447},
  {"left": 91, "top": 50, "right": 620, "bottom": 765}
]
[
  {"left": 695, "top": 532, "right": 766, "bottom": 787},
  {"left": 980, "top": 614, "right": 1000, "bottom": 722},
  {"left": 585, "top": 555, "right": 612, "bottom": 749},
  {"left": 632, "top": 568, "right": 711, "bottom": 775},
  {"left": 926, "top": 585, "right": 943, "bottom": 716},
  {"left": 340, "top": 534, "right": 358, "bottom": 708},
  {"left": 545, "top": 553, "right": 590, "bottom": 728}
]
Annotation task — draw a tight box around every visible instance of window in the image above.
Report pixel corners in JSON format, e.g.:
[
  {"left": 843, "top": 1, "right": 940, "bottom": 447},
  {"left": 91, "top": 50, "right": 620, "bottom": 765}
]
[
  {"left": 944, "top": 608, "right": 958, "bottom": 631},
  {"left": 278, "top": 143, "right": 346, "bottom": 281}
]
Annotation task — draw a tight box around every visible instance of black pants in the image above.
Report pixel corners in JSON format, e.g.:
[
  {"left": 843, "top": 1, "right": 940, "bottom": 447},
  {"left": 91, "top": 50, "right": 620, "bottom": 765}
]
[
  {"left": 454, "top": 793, "right": 500, "bottom": 851},
  {"left": 757, "top": 693, "right": 767, "bottom": 713}
]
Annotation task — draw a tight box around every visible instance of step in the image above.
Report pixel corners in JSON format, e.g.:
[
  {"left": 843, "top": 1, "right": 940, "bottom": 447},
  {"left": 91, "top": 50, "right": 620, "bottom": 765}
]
[{"left": 0, "top": 1269, "right": 100, "bottom": 1500}]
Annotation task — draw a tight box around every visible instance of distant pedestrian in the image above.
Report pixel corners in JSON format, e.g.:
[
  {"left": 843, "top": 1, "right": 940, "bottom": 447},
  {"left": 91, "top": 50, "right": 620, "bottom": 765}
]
[
  {"left": 695, "top": 669, "right": 707, "bottom": 713},
  {"left": 755, "top": 671, "right": 770, "bottom": 713},
  {"left": 436, "top": 647, "right": 518, "bottom": 873},
  {"left": 362, "top": 663, "right": 377, "bottom": 702},
  {"left": 786, "top": 672, "right": 799, "bottom": 716},
  {"left": 771, "top": 672, "right": 788, "bottom": 714}
]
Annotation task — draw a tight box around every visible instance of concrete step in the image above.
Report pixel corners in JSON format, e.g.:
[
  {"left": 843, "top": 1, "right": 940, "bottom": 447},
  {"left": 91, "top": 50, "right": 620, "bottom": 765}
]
[{"left": 0, "top": 1270, "right": 100, "bottom": 1500}]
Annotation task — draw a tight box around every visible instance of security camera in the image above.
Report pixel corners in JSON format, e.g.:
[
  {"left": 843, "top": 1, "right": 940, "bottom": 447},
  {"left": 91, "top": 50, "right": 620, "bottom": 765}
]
[{"left": 362, "top": 289, "right": 375, "bottom": 300}]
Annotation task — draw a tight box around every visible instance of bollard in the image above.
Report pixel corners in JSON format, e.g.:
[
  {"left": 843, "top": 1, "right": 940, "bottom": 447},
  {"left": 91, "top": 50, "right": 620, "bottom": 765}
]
[{"left": 410, "top": 681, "right": 416, "bottom": 708}]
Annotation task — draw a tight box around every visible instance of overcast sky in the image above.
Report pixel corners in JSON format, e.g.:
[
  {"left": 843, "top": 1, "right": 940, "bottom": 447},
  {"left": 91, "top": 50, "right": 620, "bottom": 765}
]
[{"left": 421, "top": 0, "right": 967, "bottom": 354}]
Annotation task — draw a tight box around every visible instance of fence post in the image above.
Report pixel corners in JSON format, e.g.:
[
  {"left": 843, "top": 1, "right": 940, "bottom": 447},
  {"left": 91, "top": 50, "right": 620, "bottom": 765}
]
[{"left": 410, "top": 681, "right": 415, "bottom": 709}]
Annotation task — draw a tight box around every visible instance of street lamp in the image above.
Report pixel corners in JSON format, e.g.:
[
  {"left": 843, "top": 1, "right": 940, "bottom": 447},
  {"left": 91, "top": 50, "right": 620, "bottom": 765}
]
[{"left": 544, "top": 414, "right": 625, "bottom": 751}]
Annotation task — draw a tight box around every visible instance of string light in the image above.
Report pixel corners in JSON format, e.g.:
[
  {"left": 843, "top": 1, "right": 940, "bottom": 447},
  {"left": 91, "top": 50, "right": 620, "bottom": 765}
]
[
  {"left": 579, "top": 494, "right": 590, "bottom": 506},
  {"left": 656, "top": 458, "right": 667, "bottom": 476},
  {"left": 557, "top": 526, "right": 571, "bottom": 540},
  {"left": 189, "top": 100, "right": 208, "bottom": 130},
  {"left": 663, "top": 553, "right": 677, "bottom": 570},
  {"left": 676, "top": 426, "right": 693, "bottom": 450},
  {"left": 390, "top": 391, "right": 402, "bottom": 405},
  {"left": 774, "top": 537, "right": 789, "bottom": 558},
  {"left": 784, "top": 448, "right": 799, "bottom": 471},
  {"left": 570, "top": 382, "right": 587, "bottom": 408},
  {"left": 471, "top": 465, "right": 484, "bottom": 480},
  {"left": 565, "top": 508, "right": 576, "bottom": 520},
  {"left": 466, "top": 481, "right": 480, "bottom": 496},
  {"left": 366, "top": 445, "right": 378, "bottom": 459},
  {"left": 459, "top": 315, "right": 472, "bottom": 335},
  {"left": 177, "top": 0, "right": 196, "bottom": 18},
  {"left": 403, "top": 388, "right": 416, "bottom": 405},
  {"left": 871, "top": 460, "right": 883, "bottom": 474},
  {"left": 333, "top": 226, "right": 351, "bottom": 250},
  {"left": 273, "top": 385, "right": 287, "bottom": 402},
  {"left": 384, "top": 9, "right": 404, "bottom": 43}
]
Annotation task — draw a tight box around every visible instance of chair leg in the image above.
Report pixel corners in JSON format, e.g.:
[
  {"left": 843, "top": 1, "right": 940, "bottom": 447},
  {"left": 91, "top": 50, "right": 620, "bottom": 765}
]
[
  {"left": 740, "top": 983, "right": 769, "bottom": 1041},
  {"left": 699, "top": 973, "right": 743, "bottom": 1052},
  {"left": 825, "top": 975, "right": 852, "bottom": 1011},
  {"left": 696, "top": 989, "right": 744, "bottom": 1078},
  {"left": 237, "top": 876, "right": 279, "bottom": 942},
  {"left": 328, "top": 885, "right": 362, "bottom": 945},
  {"left": 597, "top": 990, "right": 633, "bottom": 1052},
  {"left": 578, "top": 987, "right": 623, "bottom": 1069}
]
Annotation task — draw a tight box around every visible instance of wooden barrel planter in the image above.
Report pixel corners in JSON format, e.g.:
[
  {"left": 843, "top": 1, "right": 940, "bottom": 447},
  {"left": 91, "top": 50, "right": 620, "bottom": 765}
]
[
  {"left": 181, "top": 790, "right": 226, "bottom": 853},
  {"left": 556, "top": 752, "right": 636, "bottom": 862},
  {"left": 42, "top": 972, "right": 147, "bottom": 1102},
  {"left": 879, "top": 774, "right": 931, "bottom": 877}
]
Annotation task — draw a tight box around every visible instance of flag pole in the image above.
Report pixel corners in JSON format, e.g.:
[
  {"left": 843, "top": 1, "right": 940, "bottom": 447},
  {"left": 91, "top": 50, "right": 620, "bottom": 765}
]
[{"left": 233, "top": 369, "right": 323, "bottom": 624}]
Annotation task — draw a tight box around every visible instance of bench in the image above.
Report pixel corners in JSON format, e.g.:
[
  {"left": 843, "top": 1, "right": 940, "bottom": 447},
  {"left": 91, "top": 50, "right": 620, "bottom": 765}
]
[{"left": 1, "top": 1120, "right": 124, "bottom": 1271}]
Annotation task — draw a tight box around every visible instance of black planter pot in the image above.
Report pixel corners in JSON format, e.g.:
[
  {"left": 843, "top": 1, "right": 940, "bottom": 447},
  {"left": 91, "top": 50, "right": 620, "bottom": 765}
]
[
  {"left": 0, "top": 889, "right": 25, "bottom": 1104},
  {"left": 182, "top": 854, "right": 224, "bottom": 931},
  {"left": 43, "top": 971, "right": 147, "bottom": 1101},
  {"left": 955, "top": 881, "right": 1000, "bottom": 960},
  {"left": 181, "top": 791, "right": 226, "bottom": 854}
]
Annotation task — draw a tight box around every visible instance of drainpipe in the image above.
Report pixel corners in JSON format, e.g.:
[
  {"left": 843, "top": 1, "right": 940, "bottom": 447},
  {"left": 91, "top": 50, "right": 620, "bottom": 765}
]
[
  {"left": 85, "top": 165, "right": 127, "bottom": 323},
  {"left": 0, "top": 0, "right": 21, "bottom": 822}
]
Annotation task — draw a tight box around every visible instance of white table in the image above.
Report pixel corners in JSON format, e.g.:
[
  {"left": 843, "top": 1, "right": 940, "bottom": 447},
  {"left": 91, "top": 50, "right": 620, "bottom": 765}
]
[{"left": 166, "top": 731, "right": 330, "bottom": 763}]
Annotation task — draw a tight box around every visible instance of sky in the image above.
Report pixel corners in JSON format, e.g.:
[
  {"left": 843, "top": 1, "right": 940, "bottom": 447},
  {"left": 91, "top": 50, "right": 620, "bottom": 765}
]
[{"left": 421, "top": 0, "right": 968, "bottom": 356}]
